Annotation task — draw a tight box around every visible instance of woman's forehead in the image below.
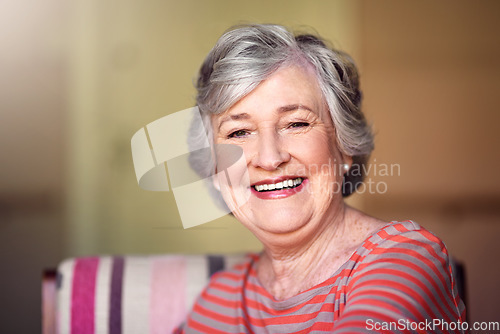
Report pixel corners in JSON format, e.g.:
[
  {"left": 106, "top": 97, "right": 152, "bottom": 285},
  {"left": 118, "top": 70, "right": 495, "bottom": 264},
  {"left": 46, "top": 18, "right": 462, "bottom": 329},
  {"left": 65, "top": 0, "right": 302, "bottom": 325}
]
[{"left": 214, "top": 65, "right": 327, "bottom": 122}]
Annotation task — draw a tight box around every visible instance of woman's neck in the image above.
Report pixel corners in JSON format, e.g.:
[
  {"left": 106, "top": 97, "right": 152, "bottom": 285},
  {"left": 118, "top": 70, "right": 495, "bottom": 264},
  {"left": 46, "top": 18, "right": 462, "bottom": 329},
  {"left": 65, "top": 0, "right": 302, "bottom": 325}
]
[{"left": 256, "top": 205, "right": 384, "bottom": 300}]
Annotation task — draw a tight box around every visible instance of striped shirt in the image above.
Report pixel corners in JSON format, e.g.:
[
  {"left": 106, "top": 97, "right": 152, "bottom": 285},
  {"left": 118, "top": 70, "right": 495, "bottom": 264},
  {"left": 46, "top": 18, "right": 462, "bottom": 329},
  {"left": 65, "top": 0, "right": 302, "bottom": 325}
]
[{"left": 177, "top": 221, "right": 466, "bottom": 333}]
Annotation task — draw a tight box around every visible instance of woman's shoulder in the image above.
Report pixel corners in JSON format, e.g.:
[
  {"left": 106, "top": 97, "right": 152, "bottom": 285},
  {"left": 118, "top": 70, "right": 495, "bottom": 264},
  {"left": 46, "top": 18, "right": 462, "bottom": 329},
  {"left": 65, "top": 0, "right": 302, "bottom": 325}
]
[
  {"left": 363, "top": 220, "right": 445, "bottom": 250},
  {"left": 351, "top": 219, "right": 454, "bottom": 283},
  {"left": 344, "top": 220, "right": 466, "bottom": 323},
  {"left": 333, "top": 220, "right": 467, "bottom": 329},
  {"left": 344, "top": 208, "right": 442, "bottom": 255}
]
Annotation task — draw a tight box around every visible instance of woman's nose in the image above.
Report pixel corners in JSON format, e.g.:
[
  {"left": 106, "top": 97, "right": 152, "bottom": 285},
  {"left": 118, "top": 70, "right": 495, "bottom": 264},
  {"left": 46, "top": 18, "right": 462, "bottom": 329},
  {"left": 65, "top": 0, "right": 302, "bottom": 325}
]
[{"left": 251, "top": 130, "right": 291, "bottom": 170}]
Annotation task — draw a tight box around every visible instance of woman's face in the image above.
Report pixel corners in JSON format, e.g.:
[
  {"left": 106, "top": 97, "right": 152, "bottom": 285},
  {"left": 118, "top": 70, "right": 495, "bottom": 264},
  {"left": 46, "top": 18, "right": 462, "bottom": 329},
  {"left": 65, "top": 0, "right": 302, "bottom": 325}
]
[{"left": 212, "top": 65, "right": 351, "bottom": 240}]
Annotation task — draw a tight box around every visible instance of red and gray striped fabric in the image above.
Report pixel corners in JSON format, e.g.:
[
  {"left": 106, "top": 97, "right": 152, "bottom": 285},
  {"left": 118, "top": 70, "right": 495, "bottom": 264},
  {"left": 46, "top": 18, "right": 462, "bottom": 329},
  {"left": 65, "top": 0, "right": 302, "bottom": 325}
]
[
  {"left": 56, "top": 254, "right": 245, "bottom": 334},
  {"left": 180, "top": 221, "right": 466, "bottom": 333}
]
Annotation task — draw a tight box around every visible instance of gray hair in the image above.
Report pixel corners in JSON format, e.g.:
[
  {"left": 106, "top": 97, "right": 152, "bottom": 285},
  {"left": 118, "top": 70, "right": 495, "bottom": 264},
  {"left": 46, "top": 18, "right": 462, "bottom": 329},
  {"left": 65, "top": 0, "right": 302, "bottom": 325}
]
[{"left": 189, "top": 24, "right": 373, "bottom": 197}]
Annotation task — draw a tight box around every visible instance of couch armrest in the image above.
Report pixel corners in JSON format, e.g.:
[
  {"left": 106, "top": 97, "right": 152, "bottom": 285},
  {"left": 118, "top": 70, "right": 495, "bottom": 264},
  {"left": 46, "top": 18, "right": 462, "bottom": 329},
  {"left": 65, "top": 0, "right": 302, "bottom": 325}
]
[{"left": 44, "top": 254, "right": 246, "bottom": 333}]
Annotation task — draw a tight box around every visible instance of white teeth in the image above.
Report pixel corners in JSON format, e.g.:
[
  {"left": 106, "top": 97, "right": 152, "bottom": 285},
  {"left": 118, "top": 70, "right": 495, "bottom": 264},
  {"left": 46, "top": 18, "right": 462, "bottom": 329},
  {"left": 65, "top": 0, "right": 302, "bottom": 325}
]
[{"left": 254, "top": 178, "right": 303, "bottom": 192}]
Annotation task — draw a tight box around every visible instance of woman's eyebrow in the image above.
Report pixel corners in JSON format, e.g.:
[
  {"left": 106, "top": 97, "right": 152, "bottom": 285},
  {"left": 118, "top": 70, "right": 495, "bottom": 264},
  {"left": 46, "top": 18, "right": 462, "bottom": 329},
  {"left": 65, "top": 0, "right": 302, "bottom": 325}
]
[
  {"left": 217, "top": 104, "right": 313, "bottom": 130},
  {"left": 277, "top": 104, "right": 313, "bottom": 113},
  {"left": 218, "top": 113, "right": 250, "bottom": 131}
]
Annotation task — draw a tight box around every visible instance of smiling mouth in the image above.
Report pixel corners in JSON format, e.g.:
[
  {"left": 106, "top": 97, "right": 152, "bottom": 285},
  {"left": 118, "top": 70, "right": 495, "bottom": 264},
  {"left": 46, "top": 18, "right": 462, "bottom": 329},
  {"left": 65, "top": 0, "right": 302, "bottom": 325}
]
[{"left": 252, "top": 177, "right": 304, "bottom": 192}]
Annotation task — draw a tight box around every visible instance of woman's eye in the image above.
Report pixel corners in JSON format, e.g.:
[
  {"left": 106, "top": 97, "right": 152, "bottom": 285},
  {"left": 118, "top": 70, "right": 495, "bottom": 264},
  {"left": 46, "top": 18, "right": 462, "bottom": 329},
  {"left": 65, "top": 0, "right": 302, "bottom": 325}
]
[
  {"left": 228, "top": 129, "right": 249, "bottom": 138},
  {"left": 289, "top": 122, "right": 310, "bottom": 128}
]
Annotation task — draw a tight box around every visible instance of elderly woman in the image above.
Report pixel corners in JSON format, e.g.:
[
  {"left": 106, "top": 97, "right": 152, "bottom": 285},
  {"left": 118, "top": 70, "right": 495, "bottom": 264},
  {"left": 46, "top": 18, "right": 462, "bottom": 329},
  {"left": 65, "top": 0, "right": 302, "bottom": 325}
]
[{"left": 179, "top": 24, "right": 465, "bottom": 333}]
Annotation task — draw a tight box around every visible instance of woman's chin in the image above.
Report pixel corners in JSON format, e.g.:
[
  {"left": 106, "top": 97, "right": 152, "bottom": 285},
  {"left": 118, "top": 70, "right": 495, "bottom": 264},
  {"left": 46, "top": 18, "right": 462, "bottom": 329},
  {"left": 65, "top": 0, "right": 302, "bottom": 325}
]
[{"left": 237, "top": 200, "right": 313, "bottom": 236}]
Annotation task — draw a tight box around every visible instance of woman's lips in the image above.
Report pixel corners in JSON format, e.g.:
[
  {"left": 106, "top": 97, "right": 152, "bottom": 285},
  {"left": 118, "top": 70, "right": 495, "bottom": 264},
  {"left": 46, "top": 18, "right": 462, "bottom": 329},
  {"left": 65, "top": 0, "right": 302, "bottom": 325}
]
[{"left": 251, "top": 177, "right": 307, "bottom": 200}]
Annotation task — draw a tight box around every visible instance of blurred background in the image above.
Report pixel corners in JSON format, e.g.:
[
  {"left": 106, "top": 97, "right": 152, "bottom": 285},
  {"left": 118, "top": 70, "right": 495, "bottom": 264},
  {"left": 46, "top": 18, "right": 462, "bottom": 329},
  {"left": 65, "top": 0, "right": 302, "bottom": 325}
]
[{"left": 1, "top": 0, "right": 499, "bottom": 332}]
